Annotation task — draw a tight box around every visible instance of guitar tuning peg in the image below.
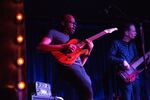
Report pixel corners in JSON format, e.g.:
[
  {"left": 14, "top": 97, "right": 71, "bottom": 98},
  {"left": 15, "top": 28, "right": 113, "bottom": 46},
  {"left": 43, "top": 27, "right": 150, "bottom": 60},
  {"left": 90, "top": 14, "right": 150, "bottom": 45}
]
[{"left": 114, "top": 27, "right": 118, "bottom": 30}]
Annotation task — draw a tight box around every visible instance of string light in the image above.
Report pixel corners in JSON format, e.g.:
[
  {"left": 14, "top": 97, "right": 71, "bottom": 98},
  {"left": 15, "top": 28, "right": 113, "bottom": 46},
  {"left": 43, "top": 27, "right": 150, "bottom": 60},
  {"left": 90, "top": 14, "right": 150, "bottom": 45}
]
[
  {"left": 14, "top": 0, "right": 26, "bottom": 99},
  {"left": 16, "top": 13, "right": 23, "bottom": 22},
  {"left": 17, "top": 57, "right": 24, "bottom": 66},
  {"left": 17, "top": 35, "right": 24, "bottom": 43},
  {"left": 18, "top": 81, "right": 25, "bottom": 90}
]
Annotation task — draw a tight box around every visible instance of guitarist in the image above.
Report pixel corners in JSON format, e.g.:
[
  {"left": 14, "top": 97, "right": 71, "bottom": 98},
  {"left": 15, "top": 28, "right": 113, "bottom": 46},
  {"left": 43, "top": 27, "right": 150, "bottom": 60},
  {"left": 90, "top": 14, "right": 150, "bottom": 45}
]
[
  {"left": 109, "top": 22, "right": 141, "bottom": 100},
  {"left": 37, "top": 14, "right": 94, "bottom": 100}
]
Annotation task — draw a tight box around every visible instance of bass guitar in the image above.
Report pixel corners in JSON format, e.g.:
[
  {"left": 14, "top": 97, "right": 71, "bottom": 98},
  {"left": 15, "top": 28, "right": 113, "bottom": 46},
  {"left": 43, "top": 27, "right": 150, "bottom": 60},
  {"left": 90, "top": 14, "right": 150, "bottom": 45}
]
[
  {"left": 51, "top": 27, "right": 118, "bottom": 65},
  {"left": 118, "top": 51, "right": 150, "bottom": 83}
]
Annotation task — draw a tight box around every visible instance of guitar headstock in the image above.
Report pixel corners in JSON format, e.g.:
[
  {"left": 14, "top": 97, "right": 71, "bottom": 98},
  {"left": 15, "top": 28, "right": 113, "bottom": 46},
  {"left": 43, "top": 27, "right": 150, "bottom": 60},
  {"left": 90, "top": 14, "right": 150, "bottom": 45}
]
[{"left": 104, "top": 27, "right": 118, "bottom": 34}]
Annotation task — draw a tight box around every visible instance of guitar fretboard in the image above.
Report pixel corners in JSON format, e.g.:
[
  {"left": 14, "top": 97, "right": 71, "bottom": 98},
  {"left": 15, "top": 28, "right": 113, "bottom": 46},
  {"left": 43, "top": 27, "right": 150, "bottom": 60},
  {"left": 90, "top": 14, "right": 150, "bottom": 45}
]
[
  {"left": 131, "top": 52, "right": 149, "bottom": 69},
  {"left": 87, "top": 31, "right": 106, "bottom": 41}
]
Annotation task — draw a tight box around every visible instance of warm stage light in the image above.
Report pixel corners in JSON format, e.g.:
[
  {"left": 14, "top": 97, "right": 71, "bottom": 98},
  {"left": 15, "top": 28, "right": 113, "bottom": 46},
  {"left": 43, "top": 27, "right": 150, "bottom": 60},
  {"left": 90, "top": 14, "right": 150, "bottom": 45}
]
[
  {"left": 18, "top": 81, "right": 25, "bottom": 90},
  {"left": 17, "top": 35, "right": 24, "bottom": 43},
  {"left": 17, "top": 57, "right": 24, "bottom": 66},
  {"left": 16, "top": 13, "right": 23, "bottom": 21}
]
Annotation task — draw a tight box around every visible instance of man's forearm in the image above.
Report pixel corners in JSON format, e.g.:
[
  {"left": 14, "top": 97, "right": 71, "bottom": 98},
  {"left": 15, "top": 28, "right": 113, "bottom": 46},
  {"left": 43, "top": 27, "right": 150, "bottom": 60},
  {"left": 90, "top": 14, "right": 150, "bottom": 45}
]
[{"left": 37, "top": 44, "right": 65, "bottom": 52}]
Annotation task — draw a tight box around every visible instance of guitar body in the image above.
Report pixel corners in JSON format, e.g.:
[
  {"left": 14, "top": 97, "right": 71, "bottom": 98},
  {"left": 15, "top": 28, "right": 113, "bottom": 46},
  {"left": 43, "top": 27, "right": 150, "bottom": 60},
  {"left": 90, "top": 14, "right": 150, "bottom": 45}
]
[
  {"left": 118, "top": 68, "right": 139, "bottom": 83},
  {"left": 51, "top": 39, "right": 88, "bottom": 65},
  {"left": 118, "top": 51, "right": 150, "bottom": 83}
]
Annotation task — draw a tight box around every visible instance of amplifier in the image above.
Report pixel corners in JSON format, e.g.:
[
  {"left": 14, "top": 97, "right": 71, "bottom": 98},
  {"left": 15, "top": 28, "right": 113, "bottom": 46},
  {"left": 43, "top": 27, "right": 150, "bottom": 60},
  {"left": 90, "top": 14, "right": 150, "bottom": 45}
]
[
  {"left": 32, "top": 95, "right": 64, "bottom": 100},
  {"left": 29, "top": 81, "right": 64, "bottom": 100}
]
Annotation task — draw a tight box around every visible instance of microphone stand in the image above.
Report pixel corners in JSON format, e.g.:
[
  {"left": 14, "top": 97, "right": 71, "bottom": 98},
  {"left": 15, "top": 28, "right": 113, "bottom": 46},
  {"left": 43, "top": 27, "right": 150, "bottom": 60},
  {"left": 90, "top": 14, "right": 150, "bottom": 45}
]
[{"left": 140, "top": 22, "right": 149, "bottom": 99}]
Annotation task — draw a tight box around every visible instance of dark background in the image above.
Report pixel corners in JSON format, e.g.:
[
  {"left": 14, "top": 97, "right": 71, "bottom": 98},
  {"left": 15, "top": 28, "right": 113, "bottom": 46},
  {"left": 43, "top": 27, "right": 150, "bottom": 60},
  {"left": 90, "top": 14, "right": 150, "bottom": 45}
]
[{"left": 24, "top": 0, "right": 150, "bottom": 100}]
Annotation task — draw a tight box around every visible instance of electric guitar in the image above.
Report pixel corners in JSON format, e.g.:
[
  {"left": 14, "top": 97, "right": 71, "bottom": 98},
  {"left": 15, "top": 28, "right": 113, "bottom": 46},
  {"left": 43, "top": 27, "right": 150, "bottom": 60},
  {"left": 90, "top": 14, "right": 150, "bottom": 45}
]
[
  {"left": 51, "top": 27, "right": 118, "bottom": 65},
  {"left": 118, "top": 51, "right": 150, "bottom": 83}
]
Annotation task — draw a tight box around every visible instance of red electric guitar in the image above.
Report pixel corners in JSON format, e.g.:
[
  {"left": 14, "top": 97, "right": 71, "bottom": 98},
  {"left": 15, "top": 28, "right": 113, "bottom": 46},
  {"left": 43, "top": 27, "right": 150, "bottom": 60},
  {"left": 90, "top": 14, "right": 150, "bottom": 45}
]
[{"left": 51, "top": 27, "right": 118, "bottom": 65}]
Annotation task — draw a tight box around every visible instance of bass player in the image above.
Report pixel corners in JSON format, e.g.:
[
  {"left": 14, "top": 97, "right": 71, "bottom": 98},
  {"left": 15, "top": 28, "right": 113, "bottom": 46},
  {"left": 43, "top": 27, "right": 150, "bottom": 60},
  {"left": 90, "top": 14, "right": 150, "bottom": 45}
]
[{"left": 109, "top": 22, "right": 141, "bottom": 100}]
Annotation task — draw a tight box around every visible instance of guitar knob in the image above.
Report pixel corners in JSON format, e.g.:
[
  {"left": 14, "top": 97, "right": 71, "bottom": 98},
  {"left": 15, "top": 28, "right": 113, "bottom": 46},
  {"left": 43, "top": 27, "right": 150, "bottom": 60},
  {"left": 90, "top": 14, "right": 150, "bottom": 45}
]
[
  {"left": 68, "top": 55, "right": 72, "bottom": 59},
  {"left": 65, "top": 56, "right": 72, "bottom": 61}
]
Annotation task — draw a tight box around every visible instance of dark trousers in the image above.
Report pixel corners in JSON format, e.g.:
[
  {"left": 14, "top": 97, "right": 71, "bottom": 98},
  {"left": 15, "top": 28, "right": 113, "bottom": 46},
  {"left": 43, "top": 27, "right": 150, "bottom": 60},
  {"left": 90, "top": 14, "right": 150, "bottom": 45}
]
[
  {"left": 118, "top": 78, "right": 141, "bottom": 100},
  {"left": 58, "top": 64, "right": 93, "bottom": 100}
]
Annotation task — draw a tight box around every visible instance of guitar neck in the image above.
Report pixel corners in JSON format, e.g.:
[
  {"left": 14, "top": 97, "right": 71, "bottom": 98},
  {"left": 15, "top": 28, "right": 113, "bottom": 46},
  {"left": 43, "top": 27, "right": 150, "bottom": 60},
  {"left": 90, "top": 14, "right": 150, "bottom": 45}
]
[
  {"left": 131, "top": 52, "right": 149, "bottom": 69},
  {"left": 131, "top": 57, "right": 144, "bottom": 69},
  {"left": 77, "top": 28, "right": 117, "bottom": 48},
  {"left": 87, "top": 31, "right": 106, "bottom": 41}
]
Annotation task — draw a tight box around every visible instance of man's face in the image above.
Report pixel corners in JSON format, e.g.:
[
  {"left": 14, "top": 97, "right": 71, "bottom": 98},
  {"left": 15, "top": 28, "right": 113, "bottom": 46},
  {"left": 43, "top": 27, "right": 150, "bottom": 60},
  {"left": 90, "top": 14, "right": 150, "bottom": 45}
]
[
  {"left": 63, "top": 15, "right": 76, "bottom": 35},
  {"left": 127, "top": 25, "right": 137, "bottom": 39}
]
